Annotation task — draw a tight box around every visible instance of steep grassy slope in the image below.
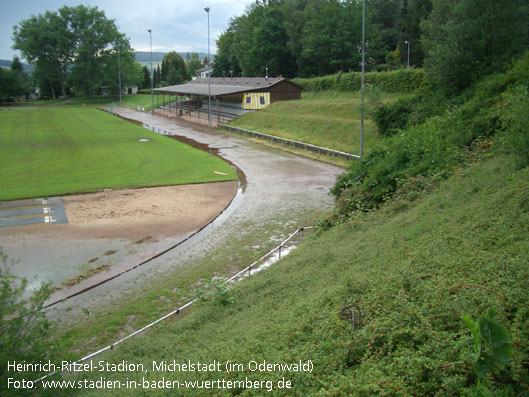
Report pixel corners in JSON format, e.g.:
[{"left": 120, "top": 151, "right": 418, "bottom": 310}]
[
  {"left": 67, "top": 153, "right": 529, "bottom": 396},
  {"left": 229, "top": 91, "right": 402, "bottom": 155}
]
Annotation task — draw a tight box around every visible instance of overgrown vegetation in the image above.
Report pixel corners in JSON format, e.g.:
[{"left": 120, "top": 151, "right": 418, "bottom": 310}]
[
  {"left": 332, "top": 54, "right": 529, "bottom": 215},
  {"left": 0, "top": 250, "right": 57, "bottom": 396}
]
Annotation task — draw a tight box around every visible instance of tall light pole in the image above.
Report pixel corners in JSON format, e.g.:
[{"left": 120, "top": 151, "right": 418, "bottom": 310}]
[
  {"left": 360, "top": 0, "right": 365, "bottom": 158},
  {"left": 148, "top": 29, "right": 153, "bottom": 114},
  {"left": 405, "top": 40, "right": 410, "bottom": 69},
  {"left": 204, "top": 7, "right": 211, "bottom": 128},
  {"left": 117, "top": 45, "right": 122, "bottom": 104}
]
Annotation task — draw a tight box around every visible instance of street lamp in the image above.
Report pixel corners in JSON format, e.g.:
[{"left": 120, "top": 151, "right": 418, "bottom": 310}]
[
  {"left": 204, "top": 7, "right": 211, "bottom": 128},
  {"left": 360, "top": 0, "right": 365, "bottom": 158},
  {"left": 405, "top": 40, "right": 410, "bottom": 68},
  {"left": 148, "top": 29, "right": 153, "bottom": 114}
]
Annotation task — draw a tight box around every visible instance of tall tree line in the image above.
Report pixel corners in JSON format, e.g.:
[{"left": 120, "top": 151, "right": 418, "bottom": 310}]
[
  {"left": 213, "top": 0, "right": 528, "bottom": 96},
  {"left": 213, "top": 0, "right": 432, "bottom": 78}
]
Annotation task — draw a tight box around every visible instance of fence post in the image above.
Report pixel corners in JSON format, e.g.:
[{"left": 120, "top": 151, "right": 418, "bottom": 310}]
[
  {"left": 248, "top": 265, "right": 251, "bottom": 276},
  {"left": 279, "top": 245, "right": 282, "bottom": 260}
]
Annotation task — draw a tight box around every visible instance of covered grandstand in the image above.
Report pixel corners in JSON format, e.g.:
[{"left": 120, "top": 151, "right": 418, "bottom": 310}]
[{"left": 153, "top": 77, "right": 302, "bottom": 126}]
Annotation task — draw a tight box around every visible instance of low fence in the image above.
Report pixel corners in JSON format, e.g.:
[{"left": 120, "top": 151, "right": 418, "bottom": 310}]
[
  {"left": 34, "top": 226, "right": 313, "bottom": 386},
  {"left": 218, "top": 124, "right": 359, "bottom": 161}
]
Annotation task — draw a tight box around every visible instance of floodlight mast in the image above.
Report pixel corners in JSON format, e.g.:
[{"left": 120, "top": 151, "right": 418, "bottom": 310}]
[
  {"left": 118, "top": 46, "right": 121, "bottom": 104},
  {"left": 204, "top": 7, "right": 211, "bottom": 128},
  {"left": 148, "top": 29, "right": 153, "bottom": 114},
  {"left": 360, "top": 0, "right": 365, "bottom": 158}
]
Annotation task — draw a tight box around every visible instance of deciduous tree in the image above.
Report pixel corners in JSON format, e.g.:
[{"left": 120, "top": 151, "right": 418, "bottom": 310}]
[
  {"left": 422, "top": 0, "right": 529, "bottom": 95},
  {"left": 13, "top": 5, "right": 140, "bottom": 97}
]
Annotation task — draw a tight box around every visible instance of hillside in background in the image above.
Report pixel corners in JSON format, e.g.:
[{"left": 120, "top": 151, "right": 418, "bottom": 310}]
[
  {"left": 134, "top": 51, "right": 210, "bottom": 64},
  {"left": 0, "top": 59, "right": 33, "bottom": 73}
]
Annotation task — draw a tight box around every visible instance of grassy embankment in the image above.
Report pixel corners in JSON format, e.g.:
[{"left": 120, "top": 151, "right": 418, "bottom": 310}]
[
  {"left": 0, "top": 107, "right": 236, "bottom": 201},
  {"left": 59, "top": 152, "right": 528, "bottom": 396},
  {"left": 228, "top": 91, "right": 399, "bottom": 166}
]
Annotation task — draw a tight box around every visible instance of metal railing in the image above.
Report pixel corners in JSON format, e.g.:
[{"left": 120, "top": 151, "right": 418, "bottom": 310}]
[
  {"left": 218, "top": 124, "right": 359, "bottom": 161},
  {"left": 34, "top": 226, "right": 313, "bottom": 385}
]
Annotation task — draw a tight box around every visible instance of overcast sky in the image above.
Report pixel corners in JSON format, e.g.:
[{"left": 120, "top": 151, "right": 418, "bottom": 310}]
[{"left": 0, "top": 0, "right": 251, "bottom": 61}]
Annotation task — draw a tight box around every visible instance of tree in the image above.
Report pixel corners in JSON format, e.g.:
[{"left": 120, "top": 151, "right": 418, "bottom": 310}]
[
  {"left": 213, "top": 24, "right": 243, "bottom": 77},
  {"left": 0, "top": 57, "right": 30, "bottom": 102},
  {"left": 13, "top": 9, "right": 73, "bottom": 97},
  {"left": 300, "top": 0, "right": 366, "bottom": 76},
  {"left": 10, "top": 56, "right": 24, "bottom": 74},
  {"left": 397, "top": 0, "right": 432, "bottom": 67},
  {"left": 161, "top": 51, "right": 187, "bottom": 85},
  {"left": 422, "top": 0, "right": 529, "bottom": 95},
  {"left": 13, "top": 5, "right": 139, "bottom": 97},
  {"left": 141, "top": 66, "right": 151, "bottom": 89},
  {"left": 186, "top": 52, "right": 203, "bottom": 79},
  {"left": 155, "top": 65, "right": 161, "bottom": 86}
]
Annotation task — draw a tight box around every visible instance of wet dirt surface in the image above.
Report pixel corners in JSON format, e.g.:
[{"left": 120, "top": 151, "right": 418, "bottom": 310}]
[
  {"left": 2, "top": 107, "right": 343, "bottom": 314},
  {"left": 0, "top": 182, "right": 238, "bottom": 297},
  {"left": 47, "top": 107, "right": 343, "bottom": 312}
]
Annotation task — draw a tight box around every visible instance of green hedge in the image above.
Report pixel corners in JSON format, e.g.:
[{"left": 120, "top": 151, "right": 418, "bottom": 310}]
[{"left": 293, "top": 69, "right": 426, "bottom": 93}]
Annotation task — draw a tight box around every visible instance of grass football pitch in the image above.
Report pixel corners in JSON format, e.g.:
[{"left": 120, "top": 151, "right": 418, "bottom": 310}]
[{"left": 0, "top": 108, "right": 237, "bottom": 201}]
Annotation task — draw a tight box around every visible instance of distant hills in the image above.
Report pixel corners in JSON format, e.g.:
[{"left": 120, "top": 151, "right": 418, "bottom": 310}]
[
  {"left": 0, "top": 59, "right": 34, "bottom": 73},
  {"left": 135, "top": 51, "right": 210, "bottom": 63},
  {"left": 0, "top": 52, "right": 210, "bottom": 74}
]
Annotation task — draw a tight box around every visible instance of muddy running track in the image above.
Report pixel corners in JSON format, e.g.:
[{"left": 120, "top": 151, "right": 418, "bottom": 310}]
[{"left": 0, "top": 107, "right": 343, "bottom": 312}]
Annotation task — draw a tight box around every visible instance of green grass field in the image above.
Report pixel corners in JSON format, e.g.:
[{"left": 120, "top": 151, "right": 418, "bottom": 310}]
[
  {"left": 64, "top": 94, "right": 175, "bottom": 111},
  {"left": 229, "top": 91, "right": 402, "bottom": 155},
  {"left": 0, "top": 108, "right": 237, "bottom": 201}
]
